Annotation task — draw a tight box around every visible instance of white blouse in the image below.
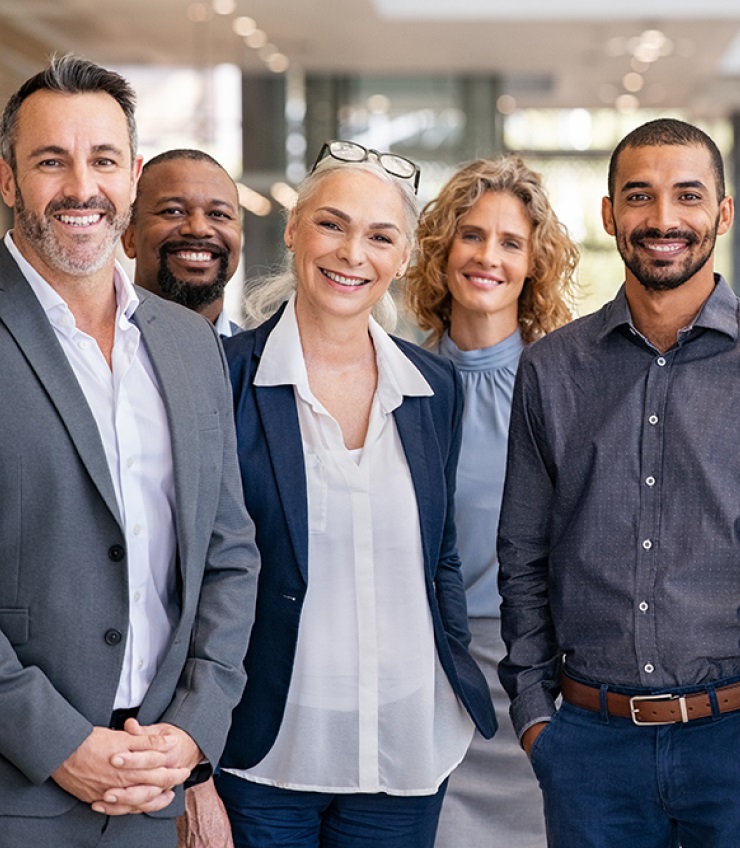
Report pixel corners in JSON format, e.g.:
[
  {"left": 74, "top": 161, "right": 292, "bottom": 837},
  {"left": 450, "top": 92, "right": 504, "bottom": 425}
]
[{"left": 225, "top": 297, "right": 473, "bottom": 795}]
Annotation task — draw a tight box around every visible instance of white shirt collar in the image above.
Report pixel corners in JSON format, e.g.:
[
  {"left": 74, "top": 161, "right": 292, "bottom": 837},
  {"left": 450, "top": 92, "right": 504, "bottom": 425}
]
[
  {"left": 214, "top": 307, "right": 234, "bottom": 337},
  {"left": 4, "top": 231, "right": 139, "bottom": 330},
  {"left": 255, "top": 294, "right": 432, "bottom": 409}
]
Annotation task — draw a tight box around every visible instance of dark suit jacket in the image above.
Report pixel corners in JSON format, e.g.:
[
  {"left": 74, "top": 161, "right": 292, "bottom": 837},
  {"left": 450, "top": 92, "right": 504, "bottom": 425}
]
[
  {"left": 0, "top": 241, "right": 260, "bottom": 817},
  {"left": 220, "top": 306, "right": 496, "bottom": 771}
]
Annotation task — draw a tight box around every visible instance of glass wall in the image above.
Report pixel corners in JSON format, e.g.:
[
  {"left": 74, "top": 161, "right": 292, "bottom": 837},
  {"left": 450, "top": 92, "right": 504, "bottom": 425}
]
[
  {"left": 505, "top": 109, "right": 734, "bottom": 315},
  {"left": 242, "top": 70, "right": 735, "bottom": 329}
]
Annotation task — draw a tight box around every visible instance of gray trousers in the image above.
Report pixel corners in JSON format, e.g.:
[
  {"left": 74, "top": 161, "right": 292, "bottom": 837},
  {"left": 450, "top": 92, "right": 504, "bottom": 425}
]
[
  {"left": 0, "top": 801, "right": 178, "bottom": 848},
  {"left": 435, "top": 618, "right": 546, "bottom": 848}
]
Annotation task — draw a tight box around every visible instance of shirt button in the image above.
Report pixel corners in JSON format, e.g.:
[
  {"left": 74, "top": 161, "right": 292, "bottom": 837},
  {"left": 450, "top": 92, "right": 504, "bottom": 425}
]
[
  {"left": 644, "top": 663, "right": 655, "bottom": 673},
  {"left": 642, "top": 539, "right": 653, "bottom": 550},
  {"left": 639, "top": 601, "right": 649, "bottom": 612},
  {"left": 648, "top": 414, "right": 659, "bottom": 425},
  {"left": 656, "top": 357, "right": 666, "bottom": 366},
  {"left": 133, "top": 591, "right": 141, "bottom": 603},
  {"left": 645, "top": 476, "right": 655, "bottom": 487},
  {"left": 137, "top": 658, "right": 144, "bottom": 670},
  {"left": 126, "top": 457, "right": 134, "bottom": 468},
  {"left": 133, "top": 524, "right": 141, "bottom": 536}
]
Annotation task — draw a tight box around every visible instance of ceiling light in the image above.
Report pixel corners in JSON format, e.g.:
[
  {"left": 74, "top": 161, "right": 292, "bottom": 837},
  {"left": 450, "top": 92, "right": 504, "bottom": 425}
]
[
  {"left": 266, "top": 53, "right": 290, "bottom": 73},
  {"left": 236, "top": 184, "right": 272, "bottom": 216},
  {"left": 270, "top": 182, "right": 298, "bottom": 209},
  {"left": 187, "top": 2, "right": 210, "bottom": 22},
  {"left": 496, "top": 94, "right": 517, "bottom": 115},
  {"left": 233, "top": 16, "right": 257, "bottom": 36},
  {"left": 640, "top": 29, "right": 666, "bottom": 49},
  {"left": 212, "top": 0, "right": 236, "bottom": 13},
  {"left": 622, "top": 72, "right": 644, "bottom": 93},
  {"left": 615, "top": 93, "right": 639, "bottom": 113},
  {"left": 633, "top": 43, "right": 660, "bottom": 63},
  {"left": 286, "top": 132, "right": 306, "bottom": 156},
  {"left": 245, "top": 29, "right": 268, "bottom": 49}
]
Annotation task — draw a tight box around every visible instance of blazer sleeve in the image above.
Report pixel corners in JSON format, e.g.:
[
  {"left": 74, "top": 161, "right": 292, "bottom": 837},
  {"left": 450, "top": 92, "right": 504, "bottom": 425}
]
[
  {"left": 156, "top": 321, "right": 261, "bottom": 767},
  {"left": 431, "top": 363, "right": 472, "bottom": 648}
]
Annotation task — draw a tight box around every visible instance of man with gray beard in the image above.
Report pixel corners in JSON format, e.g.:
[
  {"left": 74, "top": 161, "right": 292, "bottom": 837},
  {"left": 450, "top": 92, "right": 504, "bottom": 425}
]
[{"left": 0, "top": 55, "right": 259, "bottom": 847}]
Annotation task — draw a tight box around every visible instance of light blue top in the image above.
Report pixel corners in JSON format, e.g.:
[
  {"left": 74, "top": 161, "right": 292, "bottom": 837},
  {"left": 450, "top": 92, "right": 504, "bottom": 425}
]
[{"left": 434, "top": 328, "right": 524, "bottom": 618}]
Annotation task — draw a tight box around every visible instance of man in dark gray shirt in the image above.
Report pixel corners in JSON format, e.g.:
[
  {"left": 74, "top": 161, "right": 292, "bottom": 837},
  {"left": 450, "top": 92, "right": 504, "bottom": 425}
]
[{"left": 498, "top": 118, "right": 737, "bottom": 847}]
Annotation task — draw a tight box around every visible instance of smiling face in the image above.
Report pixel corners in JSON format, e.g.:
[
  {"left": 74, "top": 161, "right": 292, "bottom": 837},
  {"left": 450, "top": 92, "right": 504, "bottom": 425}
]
[
  {"left": 122, "top": 157, "right": 241, "bottom": 315},
  {"left": 602, "top": 143, "right": 734, "bottom": 293},
  {"left": 0, "top": 90, "right": 140, "bottom": 283},
  {"left": 285, "top": 168, "right": 411, "bottom": 327},
  {"left": 445, "top": 191, "right": 532, "bottom": 334}
]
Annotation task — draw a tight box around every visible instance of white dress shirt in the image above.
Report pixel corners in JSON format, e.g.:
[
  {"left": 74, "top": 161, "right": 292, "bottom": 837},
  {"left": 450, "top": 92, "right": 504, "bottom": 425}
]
[
  {"left": 226, "top": 296, "right": 473, "bottom": 795},
  {"left": 214, "top": 307, "right": 236, "bottom": 338},
  {"left": 6, "top": 232, "right": 177, "bottom": 710}
]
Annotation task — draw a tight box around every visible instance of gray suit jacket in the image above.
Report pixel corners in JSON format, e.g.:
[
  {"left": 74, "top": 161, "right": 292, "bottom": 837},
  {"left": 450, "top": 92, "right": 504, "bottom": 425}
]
[{"left": 0, "top": 241, "right": 259, "bottom": 817}]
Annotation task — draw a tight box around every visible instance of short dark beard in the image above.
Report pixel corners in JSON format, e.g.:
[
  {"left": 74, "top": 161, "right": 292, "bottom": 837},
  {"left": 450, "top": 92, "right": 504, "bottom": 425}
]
[
  {"left": 156, "top": 244, "right": 230, "bottom": 311},
  {"left": 617, "top": 219, "right": 718, "bottom": 293}
]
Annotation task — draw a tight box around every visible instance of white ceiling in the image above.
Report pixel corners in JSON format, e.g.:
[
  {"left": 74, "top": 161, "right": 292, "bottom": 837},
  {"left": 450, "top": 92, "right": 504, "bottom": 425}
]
[{"left": 1, "top": 0, "right": 739, "bottom": 118}]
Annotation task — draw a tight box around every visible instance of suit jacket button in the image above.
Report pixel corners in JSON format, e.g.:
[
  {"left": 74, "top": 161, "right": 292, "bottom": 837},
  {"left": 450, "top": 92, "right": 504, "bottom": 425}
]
[
  {"left": 108, "top": 545, "right": 125, "bottom": 562},
  {"left": 105, "top": 629, "right": 122, "bottom": 645}
]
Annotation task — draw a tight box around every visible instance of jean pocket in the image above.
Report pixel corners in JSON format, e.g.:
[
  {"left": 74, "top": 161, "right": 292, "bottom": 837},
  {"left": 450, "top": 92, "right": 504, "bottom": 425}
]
[{"left": 529, "top": 709, "right": 561, "bottom": 770}]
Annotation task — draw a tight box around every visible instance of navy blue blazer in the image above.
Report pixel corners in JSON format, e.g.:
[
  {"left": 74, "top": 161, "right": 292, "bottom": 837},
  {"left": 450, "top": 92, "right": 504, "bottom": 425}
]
[{"left": 220, "top": 306, "right": 496, "bottom": 770}]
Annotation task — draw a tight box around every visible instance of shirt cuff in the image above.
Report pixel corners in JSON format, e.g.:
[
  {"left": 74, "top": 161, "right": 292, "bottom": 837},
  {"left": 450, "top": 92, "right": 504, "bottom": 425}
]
[{"left": 510, "top": 684, "right": 558, "bottom": 738}]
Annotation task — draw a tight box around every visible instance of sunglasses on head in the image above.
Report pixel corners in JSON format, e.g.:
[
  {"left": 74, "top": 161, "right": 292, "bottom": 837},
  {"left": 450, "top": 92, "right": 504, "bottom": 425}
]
[{"left": 311, "top": 139, "right": 420, "bottom": 194}]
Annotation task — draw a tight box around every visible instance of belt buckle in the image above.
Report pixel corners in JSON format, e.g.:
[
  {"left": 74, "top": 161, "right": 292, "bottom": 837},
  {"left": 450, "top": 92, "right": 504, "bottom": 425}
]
[{"left": 629, "top": 693, "right": 688, "bottom": 726}]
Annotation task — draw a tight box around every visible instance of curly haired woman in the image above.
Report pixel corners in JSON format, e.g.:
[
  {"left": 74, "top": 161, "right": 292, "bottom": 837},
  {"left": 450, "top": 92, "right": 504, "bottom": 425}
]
[{"left": 406, "top": 155, "right": 579, "bottom": 847}]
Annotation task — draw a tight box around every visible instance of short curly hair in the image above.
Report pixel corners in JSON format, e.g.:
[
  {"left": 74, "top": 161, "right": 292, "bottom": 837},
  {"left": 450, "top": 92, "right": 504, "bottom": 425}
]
[{"left": 405, "top": 155, "right": 579, "bottom": 345}]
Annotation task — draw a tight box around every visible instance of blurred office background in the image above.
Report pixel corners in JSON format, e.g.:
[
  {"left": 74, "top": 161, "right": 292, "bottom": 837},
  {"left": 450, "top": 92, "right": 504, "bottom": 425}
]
[{"left": 1, "top": 0, "right": 739, "bottom": 321}]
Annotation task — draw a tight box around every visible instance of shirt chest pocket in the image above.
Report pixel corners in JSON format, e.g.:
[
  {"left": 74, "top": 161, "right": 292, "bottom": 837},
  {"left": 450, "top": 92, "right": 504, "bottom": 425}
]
[{"left": 305, "top": 453, "right": 327, "bottom": 534}]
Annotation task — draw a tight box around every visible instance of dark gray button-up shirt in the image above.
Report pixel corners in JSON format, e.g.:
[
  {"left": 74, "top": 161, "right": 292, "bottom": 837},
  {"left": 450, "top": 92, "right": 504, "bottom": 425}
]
[{"left": 498, "top": 275, "right": 740, "bottom": 736}]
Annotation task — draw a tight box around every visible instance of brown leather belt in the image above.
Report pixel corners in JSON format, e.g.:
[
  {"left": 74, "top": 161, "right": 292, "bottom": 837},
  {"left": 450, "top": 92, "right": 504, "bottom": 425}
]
[{"left": 561, "top": 675, "right": 740, "bottom": 726}]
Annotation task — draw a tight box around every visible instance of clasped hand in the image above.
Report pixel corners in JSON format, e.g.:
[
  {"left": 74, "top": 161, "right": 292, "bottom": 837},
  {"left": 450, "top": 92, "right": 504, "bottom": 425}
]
[{"left": 51, "top": 718, "right": 202, "bottom": 815}]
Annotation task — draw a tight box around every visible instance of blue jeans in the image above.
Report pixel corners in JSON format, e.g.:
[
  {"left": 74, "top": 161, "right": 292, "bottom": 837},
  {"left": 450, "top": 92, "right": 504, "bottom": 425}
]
[
  {"left": 214, "top": 772, "right": 447, "bottom": 848},
  {"left": 530, "top": 698, "right": 740, "bottom": 847}
]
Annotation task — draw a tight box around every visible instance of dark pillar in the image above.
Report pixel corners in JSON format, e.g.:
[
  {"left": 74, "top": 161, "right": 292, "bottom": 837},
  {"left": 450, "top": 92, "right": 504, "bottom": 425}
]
[
  {"left": 304, "top": 74, "right": 355, "bottom": 165},
  {"left": 240, "top": 73, "right": 288, "bottom": 294},
  {"left": 458, "top": 75, "right": 504, "bottom": 161}
]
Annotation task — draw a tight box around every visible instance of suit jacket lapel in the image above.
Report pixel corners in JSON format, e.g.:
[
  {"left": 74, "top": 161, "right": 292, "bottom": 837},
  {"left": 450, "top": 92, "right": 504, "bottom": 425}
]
[
  {"left": 251, "top": 313, "right": 310, "bottom": 583},
  {"left": 394, "top": 397, "right": 440, "bottom": 580},
  {"left": 133, "top": 293, "right": 200, "bottom": 566},
  {"left": 0, "top": 244, "right": 122, "bottom": 526}
]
